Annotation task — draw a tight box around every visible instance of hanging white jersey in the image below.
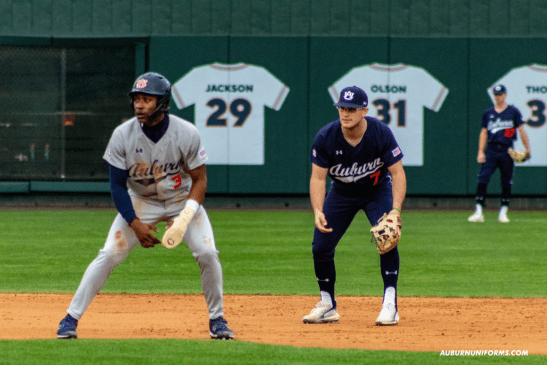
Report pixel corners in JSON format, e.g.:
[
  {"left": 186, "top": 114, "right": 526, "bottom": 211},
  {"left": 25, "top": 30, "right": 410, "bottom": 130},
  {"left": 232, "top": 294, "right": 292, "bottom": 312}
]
[
  {"left": 488, "top": 64, "right": 547, "bottom": 166},
  {"left": 103, "top": 115, "right": 207, "bottom": 202},
  {"left": 172, "top": 63, "right": 289, "bottom": 165},
  {"left": 329, "top": 63, "right": 449, "bottom": 166}
]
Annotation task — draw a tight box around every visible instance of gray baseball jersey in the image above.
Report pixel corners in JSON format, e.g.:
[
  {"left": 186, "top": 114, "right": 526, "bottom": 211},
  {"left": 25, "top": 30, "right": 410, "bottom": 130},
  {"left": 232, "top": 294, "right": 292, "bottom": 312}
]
[{"left": 104, "top": 114, "right": 207, "bottom": 201}]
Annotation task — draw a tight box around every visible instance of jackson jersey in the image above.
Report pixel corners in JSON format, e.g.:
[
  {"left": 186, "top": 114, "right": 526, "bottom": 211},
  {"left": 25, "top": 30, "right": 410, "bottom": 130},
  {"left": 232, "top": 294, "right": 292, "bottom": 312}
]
[
  {"left": 103, "top": 115, "right": 207, "bottom": 202},
  {"left": 329, "top": 63, "right": 448, "bottom": 166},
  {"left": 311, "top": 117, "right": 403, "bottom": 196},
  {"left": 172, "top": 63, "right": 290, "bottom": 165},
  {"left": 488, "top": 64, "right": 547, "bottom": 166},
  {"left": 481, "top": 105, "right": 523, "bottom": 146}
]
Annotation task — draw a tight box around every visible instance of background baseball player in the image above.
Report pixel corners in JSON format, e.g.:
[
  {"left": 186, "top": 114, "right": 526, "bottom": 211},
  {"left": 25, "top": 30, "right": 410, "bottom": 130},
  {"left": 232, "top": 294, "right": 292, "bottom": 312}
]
[
  {"left": 304, "top": 86, "right": 406, "bottom": 326},
  {"left": 56, "top": 72, "right": 234, "bottom": 340},
  {"left": 468, "top": 84, "right": 531, "bottom": 223},
  {"left": 488, "top": 64, "right": 547, "bottom": 166}
]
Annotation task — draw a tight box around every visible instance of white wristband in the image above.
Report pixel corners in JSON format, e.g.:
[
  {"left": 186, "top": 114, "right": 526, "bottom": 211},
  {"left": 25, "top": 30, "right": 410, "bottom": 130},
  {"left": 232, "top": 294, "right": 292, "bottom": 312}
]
[{"left": 185, "top": 199, "right": 200, "bottom": 212}]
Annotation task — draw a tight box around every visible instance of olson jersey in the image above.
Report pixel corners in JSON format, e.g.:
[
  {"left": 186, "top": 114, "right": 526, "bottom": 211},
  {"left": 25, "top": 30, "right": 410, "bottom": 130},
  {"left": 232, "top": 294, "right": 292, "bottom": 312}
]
[
  {"left": 329, "top": 63, "right": 448, "bottom": 166},
  {"left": 103, "top": 115, "right": 207, "bottom": 202},
  {"left": 488, "top": 64, "right": 547, "bottom": 166},
  {"left": 311, "top": 117, "right": 404, "bottom": 196},
  {"left": 172, "top": 63, "right": 290, "bottom": 165}
]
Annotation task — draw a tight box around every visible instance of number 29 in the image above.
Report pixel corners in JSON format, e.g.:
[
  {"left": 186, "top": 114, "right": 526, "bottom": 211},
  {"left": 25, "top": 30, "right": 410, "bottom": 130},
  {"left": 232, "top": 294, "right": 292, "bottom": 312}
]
[{"left": 206, "top": 98, "right": 252, "bottom": 127}]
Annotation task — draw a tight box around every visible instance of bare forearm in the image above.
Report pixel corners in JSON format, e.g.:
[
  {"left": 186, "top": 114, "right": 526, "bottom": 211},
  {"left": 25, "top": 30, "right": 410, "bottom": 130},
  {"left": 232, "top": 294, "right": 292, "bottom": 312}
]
[
  {"left": 310, "top": 178, "right": 326, "bottom": 215},
  {"left": 519, "top": 127, "right": 531, "bottom": 152},
  {"left": 187, "top": 165, "right": 207, "bottom": 205},
  {"left": 188, "top": 178, "right": 206, "bottom": 205},
  {"left": 478, "top": 129, "right": 487, "bottom": 153},
  {"left": 391, "top": 172, "right": 406, "bottom": 210}
]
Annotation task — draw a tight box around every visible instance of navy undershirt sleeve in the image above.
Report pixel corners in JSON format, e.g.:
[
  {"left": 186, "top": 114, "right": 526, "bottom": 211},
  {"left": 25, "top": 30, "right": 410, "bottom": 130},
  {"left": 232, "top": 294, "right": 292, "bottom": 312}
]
[{"left": 109, "top": 164, "right": 137, "bottom": 224}]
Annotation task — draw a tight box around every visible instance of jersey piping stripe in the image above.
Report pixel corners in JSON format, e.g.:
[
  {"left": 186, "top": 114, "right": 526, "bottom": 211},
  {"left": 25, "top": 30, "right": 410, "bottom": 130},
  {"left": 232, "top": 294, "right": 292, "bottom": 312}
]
[
  {"left": 210, "top": 63, "right": 248, "bottom": 71},
  {"left": 432, "top": 86, "right": 448, "bottom": 112},
  {"left": 528, "top": 64, "right": 547, "bottom": 72},
  {"left": 369, "top": 63, "right": 408, "bottom": 72},
  {"left": 172, "top": 87, "right": 185, "bottom": 108},
  {"left": 329, "top": 85, "right": 339, "bottom": 100},
  {"left": 273, "top": 85, "right": 290, "bottom": 111}
]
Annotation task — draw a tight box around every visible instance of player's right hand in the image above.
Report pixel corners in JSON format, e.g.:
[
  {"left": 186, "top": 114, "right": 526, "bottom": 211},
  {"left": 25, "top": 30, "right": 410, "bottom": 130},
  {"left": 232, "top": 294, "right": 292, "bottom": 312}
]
[
  {"left": 129, "top": 218, "right": 161, "bottom": 248},
  {"left": 314, "top": 211, "right": 333, "bottom": 233},
  {"left": 477, "top": 152, "right": 486, "bottom": 164}
]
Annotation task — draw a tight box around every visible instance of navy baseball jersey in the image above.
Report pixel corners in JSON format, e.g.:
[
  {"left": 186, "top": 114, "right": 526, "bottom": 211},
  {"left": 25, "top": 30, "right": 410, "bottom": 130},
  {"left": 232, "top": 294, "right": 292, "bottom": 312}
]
[
  {"left": 481, "top": 105, "right": 524, "bottom": 146},
  {"left": 311, "top": 117, "right": 403, "bottom": 196}
]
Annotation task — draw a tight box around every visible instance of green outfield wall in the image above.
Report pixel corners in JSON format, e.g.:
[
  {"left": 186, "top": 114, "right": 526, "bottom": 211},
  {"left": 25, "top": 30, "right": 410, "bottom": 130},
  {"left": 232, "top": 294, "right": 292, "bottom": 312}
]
[{"left": 1, "top": 0, "right": 547, "bottom": 197}]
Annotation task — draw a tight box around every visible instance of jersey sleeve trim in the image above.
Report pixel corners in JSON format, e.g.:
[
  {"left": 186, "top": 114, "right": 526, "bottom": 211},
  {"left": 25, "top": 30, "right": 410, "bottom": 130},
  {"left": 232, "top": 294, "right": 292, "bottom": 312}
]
[
  {"left": 369, "top": 63, "right": 407, "bottom": 72},
  {"left": 172, "top": 87, "right": 185, "bottom": 109},
  {"left": 432, "top": 86, "right": 449, "bottom": 112},
  {"left": 272, "top": 85, "right": 290, "bottom": 111}
]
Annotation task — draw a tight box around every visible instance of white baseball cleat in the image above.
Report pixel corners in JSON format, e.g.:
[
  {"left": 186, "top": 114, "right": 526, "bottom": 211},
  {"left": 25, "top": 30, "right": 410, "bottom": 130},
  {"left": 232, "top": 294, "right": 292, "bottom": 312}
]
[
  {"left": 498, "top": 214, "right": 510, "bottom": 223},
  {"left": 375, "top": 302, "right": 399, "bottom": 326},
  {"left": 468, "top": 212, "right": 484, "bottom": 222},
  {"left": 303, "top": 300, "right": 340, "bottom": 324}
]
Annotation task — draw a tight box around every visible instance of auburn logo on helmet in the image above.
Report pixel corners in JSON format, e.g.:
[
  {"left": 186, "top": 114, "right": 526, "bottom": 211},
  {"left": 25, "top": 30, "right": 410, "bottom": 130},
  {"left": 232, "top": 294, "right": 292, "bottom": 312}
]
[{"left": 136, "top": 79, "right": 148, "bottom": 88}]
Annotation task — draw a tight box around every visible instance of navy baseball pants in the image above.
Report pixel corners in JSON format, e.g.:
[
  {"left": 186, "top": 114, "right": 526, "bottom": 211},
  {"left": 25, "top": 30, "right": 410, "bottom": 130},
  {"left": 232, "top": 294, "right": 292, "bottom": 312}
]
[
  {"left": 476, "top": 146, "right": 514, "bottom": 206},
  {"left": 312, "top": 181, "right": 399, "bottom": 304}
]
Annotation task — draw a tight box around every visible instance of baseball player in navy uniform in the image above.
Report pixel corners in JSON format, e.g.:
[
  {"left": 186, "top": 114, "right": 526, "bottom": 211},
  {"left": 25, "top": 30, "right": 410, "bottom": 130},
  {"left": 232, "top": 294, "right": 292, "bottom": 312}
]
[
  {"left": 468, "top": 84, "right": 531, "bottom": 223},
  {"left": 56, "top": 72, "right": 234, "bottom": 340},
  {"left": 303, "top": 86, "right": 407, "bottom": 325}
]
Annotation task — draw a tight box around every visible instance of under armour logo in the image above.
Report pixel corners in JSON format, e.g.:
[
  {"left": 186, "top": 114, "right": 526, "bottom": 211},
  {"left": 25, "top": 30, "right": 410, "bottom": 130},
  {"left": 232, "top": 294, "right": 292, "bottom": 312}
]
[
  {"left": 343, "top": 91, "right": 354, "bottom": 100},
  {"left": 336, "top": 150, "right": 343, "bottom": 155},
  {"left": 136, "top": 148, "right": 143, "bottom": 153}
]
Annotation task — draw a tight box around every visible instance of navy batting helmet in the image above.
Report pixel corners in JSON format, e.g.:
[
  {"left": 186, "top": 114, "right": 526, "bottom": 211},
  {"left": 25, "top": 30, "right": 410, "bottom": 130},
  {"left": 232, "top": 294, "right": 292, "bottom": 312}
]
[{"left": 129, "top": 72, "right": 171, "bottom": 114}]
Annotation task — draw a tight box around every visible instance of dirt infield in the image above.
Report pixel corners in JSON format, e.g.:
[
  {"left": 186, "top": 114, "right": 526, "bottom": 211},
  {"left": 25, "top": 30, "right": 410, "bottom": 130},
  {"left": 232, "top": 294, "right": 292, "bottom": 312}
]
[{"left": 1, "top": 293, "right": 545, "bottom": 354}]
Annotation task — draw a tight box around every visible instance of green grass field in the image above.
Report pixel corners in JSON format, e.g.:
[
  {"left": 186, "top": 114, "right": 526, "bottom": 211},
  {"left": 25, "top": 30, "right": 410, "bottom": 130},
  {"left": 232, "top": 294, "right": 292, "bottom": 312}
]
[{"left": 0, "top": 209, "right": 545, "bottom": 364}]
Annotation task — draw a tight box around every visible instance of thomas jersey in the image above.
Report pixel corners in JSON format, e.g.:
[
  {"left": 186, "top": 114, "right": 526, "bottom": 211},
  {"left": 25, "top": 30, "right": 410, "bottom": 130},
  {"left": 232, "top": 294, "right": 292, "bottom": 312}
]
[
  {"left": 311, "top": 117, "right": 403, "bottom": 196},
  {"left": 103, "top": 115, "right": 207, "bottom": 202},
  {"left": 481, "top": 105, "right": 523, "bottom": 147},
  {"left": 329, "top": 63, "right": 448, "bottom": 167},
  {"left": 489, "top": 64, "right": 547, "bottom": 166},
  {"left": 172, "top": 63, "right": 289, "bottom": 165}
]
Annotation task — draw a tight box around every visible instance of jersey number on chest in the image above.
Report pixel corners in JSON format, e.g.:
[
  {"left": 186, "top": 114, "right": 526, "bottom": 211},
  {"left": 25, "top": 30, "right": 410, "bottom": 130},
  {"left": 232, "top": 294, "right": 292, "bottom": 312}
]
[{"left": 172, "top": 174, "right": 182, "bottom": 189}]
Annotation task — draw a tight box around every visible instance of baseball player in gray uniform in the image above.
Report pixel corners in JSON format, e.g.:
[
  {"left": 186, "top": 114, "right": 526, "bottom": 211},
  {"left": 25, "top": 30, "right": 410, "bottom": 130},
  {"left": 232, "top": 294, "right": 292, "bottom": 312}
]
[{"left": 56, "top": 72, "right": 234, "bottom": 340}]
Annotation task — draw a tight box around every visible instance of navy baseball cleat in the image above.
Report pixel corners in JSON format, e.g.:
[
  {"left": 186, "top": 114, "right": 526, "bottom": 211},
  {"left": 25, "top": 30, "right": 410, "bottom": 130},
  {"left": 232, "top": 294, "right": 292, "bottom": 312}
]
[
  {"left": 57, "top": 314, "right": 78, "bottom": 339},
  {"left": 209, "top": 317, "right": 235, "bottom": 340}
]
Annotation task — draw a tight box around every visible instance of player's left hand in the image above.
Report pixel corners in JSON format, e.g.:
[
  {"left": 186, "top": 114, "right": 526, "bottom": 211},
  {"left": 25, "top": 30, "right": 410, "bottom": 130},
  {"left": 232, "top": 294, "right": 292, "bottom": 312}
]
[
  {"left": 130, "top": 218, "right": 161, "bottom": 248},
  {"left": 370, "top": 209, "right": 401, "bottom": 255},
  {"left": 508, "top": 148, "right": 530, "bottom": 163}
]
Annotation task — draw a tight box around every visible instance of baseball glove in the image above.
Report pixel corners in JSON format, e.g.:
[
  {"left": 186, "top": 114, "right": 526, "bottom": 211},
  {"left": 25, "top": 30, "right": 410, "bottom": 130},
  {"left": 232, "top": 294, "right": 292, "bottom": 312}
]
[
  {"left": 370, "top": 210, "right": 402, "bottom": 255},
  {"left": 508, "top": 148, "right": 529, "bottom": 163}
]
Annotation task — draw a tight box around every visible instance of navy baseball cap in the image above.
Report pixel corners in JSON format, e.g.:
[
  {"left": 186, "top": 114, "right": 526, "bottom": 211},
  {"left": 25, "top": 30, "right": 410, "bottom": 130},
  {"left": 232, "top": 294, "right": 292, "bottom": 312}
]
[
  {"left": 334, "top": 86, "right": 368, "bottom": 108},
  {"left": 493, "top": 84, "right": 507, "bottom": 95}
]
